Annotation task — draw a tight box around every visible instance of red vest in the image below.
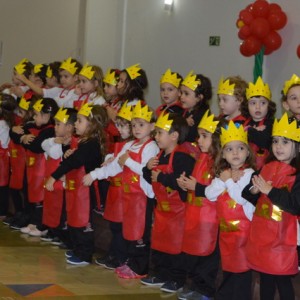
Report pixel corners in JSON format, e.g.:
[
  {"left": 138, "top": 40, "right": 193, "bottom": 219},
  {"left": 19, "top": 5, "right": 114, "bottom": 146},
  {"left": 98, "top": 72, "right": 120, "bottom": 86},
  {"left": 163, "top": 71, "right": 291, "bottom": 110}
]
[
  {"left": 182, "top": 153, "right": 218, "bottom": 256},
  {"left": 122, "top": 139, "right": 152, "bottom": 241},
  {"left": 103, "top": 142, "right": 126, "bottom": 223},
  {"left": 151, "top": 149, "right": 185, "bottom": 254},
  {"left": 43, "top": 156, "right": 64, "bottom": 228},
  {"left": 246, "top": 161, "right": 298, "bottom": 275},
  {"left": 0, "top": 146, "right": 9, "bottom": 186},
  {"left": 217, "top": 186, "right": 251, "bottom": 273}
]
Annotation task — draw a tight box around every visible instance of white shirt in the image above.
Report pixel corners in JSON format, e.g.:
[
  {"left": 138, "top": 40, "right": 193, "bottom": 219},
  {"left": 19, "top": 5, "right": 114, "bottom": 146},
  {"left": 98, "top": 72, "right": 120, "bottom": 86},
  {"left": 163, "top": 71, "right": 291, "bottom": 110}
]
[
  {"left": 205, "top": 168, "right": 255, "bottom": 221},
  {"left": 90, "top": 139, "right": 159, "bottom": 198},
  {"left": 0, "top": 120, "right": 10, "bottom": 148},
  {"left": 43, "top": 87, "right": 78, "bottom": 108},
  {"left": 41, "top": 137, "right": 63, "bottom": 160}
]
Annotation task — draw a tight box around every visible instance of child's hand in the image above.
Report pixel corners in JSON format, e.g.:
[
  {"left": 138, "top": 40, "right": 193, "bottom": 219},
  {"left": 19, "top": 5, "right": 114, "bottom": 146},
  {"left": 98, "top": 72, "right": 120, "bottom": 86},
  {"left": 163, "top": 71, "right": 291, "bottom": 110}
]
[
  {"left": 82, "top": 174, "right": 94, "bottom": 186},
  {"left": 231, "top": 169, "right": 244, "bottom": 182},
  {"left": 10, "top": 86, "right": 24, "bottom": 97},
  {"left": 252, "top": 174, "right": 272, "bottom": 195},
  {"left": 15, "top": 73, "right": 27, "bottom": 84},
  {"left": 118, "top": 151, "right": 129, "bottom": 167},
  {"left": 176, "top": 172, "right": 187, "bottom": 190},
  {"left": 45, "top": 176, "right": 55, "bottom": 191},
  {"left": 219, "top": 169, "right": 232, "bottom": 182},
  {"left": 106, "top": 106, "right": 117, "bottom": 121},
  {"left": 64, "top": 149, "right": 75, "bottom": 159},
  {"left": 253, "top": 124, "right": 266, "bottom": 131},
  {"left": 0, "top": 82, "right": 13, "bottom": 91},
  {"left": 21, "top": 134, "right": 35, "bottom": 144},
  {"left": 101, "top": 157, "right": 114, "bottom": 166},
  {"left": 151, "top": 169, "right": 161, "bottom": 182},
  {"left": 12, "top": 125, "right": 24, "bottom": 134},
  {"left": 182, "top": 175, "right": 197, "bottom": 191},
  {"left": 147, "top": 157, "right": 159, "bottom": 170},
  {"left": 186, "top": 115, "right": 194, "bottom": 126},
  {"left": 54, "top": 137, "right": 64, "bottom": 144}
]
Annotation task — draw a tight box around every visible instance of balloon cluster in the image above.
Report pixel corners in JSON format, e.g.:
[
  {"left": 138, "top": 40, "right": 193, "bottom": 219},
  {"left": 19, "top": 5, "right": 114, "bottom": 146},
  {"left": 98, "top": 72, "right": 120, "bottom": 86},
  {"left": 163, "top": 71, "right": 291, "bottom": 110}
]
[{"left": 236, "top": 0, "right": 287, "bottom": 57}]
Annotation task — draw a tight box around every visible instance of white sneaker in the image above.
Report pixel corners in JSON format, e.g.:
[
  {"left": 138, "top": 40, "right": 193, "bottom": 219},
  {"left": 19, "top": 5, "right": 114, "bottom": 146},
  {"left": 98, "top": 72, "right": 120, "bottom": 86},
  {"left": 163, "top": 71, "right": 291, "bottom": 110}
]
[
  {"left": 29, "top": 228, "right": 48, "bottom": 237},
  {"left": 20, "top": 224, "right": 36, "bottom": 234}
]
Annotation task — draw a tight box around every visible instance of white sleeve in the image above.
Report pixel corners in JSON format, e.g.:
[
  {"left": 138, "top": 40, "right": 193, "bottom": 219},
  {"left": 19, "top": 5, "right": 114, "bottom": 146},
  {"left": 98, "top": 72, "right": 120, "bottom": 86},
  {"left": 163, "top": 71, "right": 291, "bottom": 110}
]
[
  {"left": 0, "top": 120, "right": 10, "bottom": 148},
  {"left": 41, "top": 138, "right": 63, "bottom": 160},
  {"left": 43, "top": 87, "right": 62, "bottom": 98},
  {"left": 90, "top": 95, "right": 106, "bottom": 106},
  {"left": 205, "top": 177, "right": 226, "bottom": 201}
]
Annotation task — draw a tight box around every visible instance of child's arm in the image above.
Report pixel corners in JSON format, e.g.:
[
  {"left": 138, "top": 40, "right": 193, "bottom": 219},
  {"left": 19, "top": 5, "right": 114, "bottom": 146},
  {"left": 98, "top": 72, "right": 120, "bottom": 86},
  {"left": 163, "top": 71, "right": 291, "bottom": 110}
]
[
  {"left": 14, "top": 73, "right": 44, "bottom": 96},
  {"left": 41, "top": 137, "right": 63, "bottom": 160},
  {"left": 205, "top": 177, "right": 226, "bottom": 201}
]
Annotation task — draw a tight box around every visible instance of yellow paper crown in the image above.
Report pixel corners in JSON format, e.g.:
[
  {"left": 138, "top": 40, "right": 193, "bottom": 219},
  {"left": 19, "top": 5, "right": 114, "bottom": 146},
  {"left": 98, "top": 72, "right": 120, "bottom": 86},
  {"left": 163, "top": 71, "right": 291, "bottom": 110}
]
[
  {"left": 217, "top": 77, "right": 235, "bottom": 96},
  {"left": 33, "top": 99, "right": 44, "bottom": 112},
  {"left": 19, "top": 96, "right": 30, "bottom": 111},
  {"left": 79, "top": 63, "right": 95, "bottom": 80},
  {"left": 182, "top": 71, "right": 201, "bottom": 91},
  {"left": 126, "top": 64, "right": 141, "bottom": 80},
  {"left": 246, "top": 77, "right": 271, "bottom": 101},
  {"left": 103, "top": 69, "right": 117, "bottom": 86},
  {"left": 60, "top": 57, "right": 78, "bottom": 75},
  {"left": 78, "top": 102, "right": 93, "bottom": 117},
  {"left": 14, "top": 58, "right": 29, "bottom": 75},
  {"left": 34, "top": 64, "right": 43, "bottom": 74},
  {"left": 198, "top": 110, "right": 219, "bottom": 133},
  {"left": 220, "top": 121, "right": 247, "bottom": 147},
  {"left": 55, "top": 107, "right": 69, "bottom": 124},
  {"left": 117, "top": 101, "right": 132, "bottom": 121},
  {"left": 46, "top": 66, "right": 53, "bottom": 78},
  {"left": 155, "top": 112, "right": 173, "bottom": 132},
  {"left": 132, "top": 100, "right": 153, "bottom": 122},
  {"left": 160, "top": 68, "right": 181, "bottom": 88},
  {"left": 272, "top": 113, "right": 300, "bottom": 142},
  {"left": 282, "top": 74, "right": 300, "bottom": 96}
]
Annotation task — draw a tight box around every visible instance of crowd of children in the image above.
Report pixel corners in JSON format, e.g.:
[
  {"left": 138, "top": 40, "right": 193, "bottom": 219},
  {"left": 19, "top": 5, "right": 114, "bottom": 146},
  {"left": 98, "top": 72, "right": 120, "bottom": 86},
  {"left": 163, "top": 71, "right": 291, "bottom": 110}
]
[{"left": 1, "top": 57, "right": 300, "bottom": 300}]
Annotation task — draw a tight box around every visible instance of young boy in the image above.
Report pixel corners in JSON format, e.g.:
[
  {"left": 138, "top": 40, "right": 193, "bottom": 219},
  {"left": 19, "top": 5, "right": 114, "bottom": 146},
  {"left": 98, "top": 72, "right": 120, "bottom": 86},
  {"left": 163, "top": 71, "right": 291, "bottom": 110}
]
[{"left": 141, "top": 113, "right": 195, "bottom": 294}]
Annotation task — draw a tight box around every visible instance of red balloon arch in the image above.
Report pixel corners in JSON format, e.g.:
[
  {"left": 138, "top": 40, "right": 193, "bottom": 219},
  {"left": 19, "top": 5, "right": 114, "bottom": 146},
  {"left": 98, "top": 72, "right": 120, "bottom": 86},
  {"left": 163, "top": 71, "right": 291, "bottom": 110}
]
[{"left": 236, "top": 0, "right": 287, "bottom": 57}]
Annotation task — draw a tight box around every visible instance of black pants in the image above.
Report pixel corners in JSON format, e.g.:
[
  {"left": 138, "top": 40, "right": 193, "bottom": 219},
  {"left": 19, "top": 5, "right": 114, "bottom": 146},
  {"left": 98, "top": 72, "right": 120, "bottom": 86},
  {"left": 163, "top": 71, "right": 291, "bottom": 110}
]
[
  {"left": 0, "top": 185, "right": 9, "bottom": 215},
  {"left": 109, "top": 221, "right": 127, "bottom": 262},
  {"left": 260, "top": 272, "right": 295, "bottom": 300},
  {"left": 10, "top": 188, "right": 25, "bottom": 213},
  {"left": 215, "top": 270, "right": 252, "bottom": 300}
]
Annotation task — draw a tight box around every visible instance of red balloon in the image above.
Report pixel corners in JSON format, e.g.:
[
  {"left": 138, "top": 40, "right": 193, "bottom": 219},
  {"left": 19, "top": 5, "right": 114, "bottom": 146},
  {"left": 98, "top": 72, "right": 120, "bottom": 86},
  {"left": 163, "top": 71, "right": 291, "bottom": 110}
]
[
  {"left": 252, "top": 0, "right": 270, "bottom": 18},
  {"left": 240, "top": 36, "right": 262, "bottom": 57},
  {"left": 264, "top": 46, "right": 273, "bottom": 55},
  {"left": 268, "top": 11, "right": 287, "bottom": 30},
  {"left": 239, "top": 9, "right": 254, "bottom": 25},
  {"left": 250, "top": 17, "right": 270, "bottom": 39},
  {"left": 269, "top": 3, "right": 282, "bottom": 14},
  {"left": 246, "top": 4, "right": 254, "bottom": 13},
  {"left": 297, "top": 45, "right": 300, "bottom": 59},
  {"left": 238, "top": 25, "right": 251, "bottom": 40},
  {"left": 263, "top": 31, "right": 282, "bottom": 52}
]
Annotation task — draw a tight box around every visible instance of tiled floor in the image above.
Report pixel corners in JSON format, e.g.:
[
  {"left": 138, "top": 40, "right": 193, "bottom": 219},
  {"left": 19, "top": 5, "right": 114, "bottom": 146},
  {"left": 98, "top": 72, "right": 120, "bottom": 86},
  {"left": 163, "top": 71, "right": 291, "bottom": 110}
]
[{"left": 1, "top": 222, "right": 300, "bottom": 299}]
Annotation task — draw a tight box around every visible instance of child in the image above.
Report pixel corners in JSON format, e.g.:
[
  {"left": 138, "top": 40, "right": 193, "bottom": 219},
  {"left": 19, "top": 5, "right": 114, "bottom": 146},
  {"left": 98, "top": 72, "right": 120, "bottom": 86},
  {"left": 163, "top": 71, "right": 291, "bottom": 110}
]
[
  {"left": 0, "top": 94, "right": 17, "bottom": 218},
  {"left": 90, "top": 102, "right": 133, "bottom": 270},
  {"left": 244, "top": 76, "right": 276, "bottom": 170},
  {"left": 15, "top": 57, "right": 82, "bottom": 108},
  {"left": 41, "top": 107, "right": 77, "bottom": 243},
  {"left": 141, "top": 113, "right": 195, "bottom": 293},
  {"left": 18, "top": 98, "right": 58, "bottom": 236},
  {"left": 45, "top": 103, "right": 108, "bottom": 265},
  {"left": 205, "top": 121, "right": 256, "bottom": 300},
  {"left": 179, "top": 71, "right": 212, "bottom": 159},
  {"left": 176, "top": 110, "right": 221, "bottom": 300},
  {"left": 242, "top": 113, "right": 300, "bottom": 300},
  {"left": 217, "top": 76, "right": 248, "bottom": 124},
  {"left": 45, "top": 61, "right": 62, "bottom": 88},
  {"left": 83, "top": 100, "right": 159, "bottom": 277},
  {"left": 155, "top": 68, "right": 183, "bottom": 116},
  {"left": 117, "top": 63, "right": 148, "bottom": 105},
  {"left": 73, "top": 63, "right": 106, "bottom": 110}
]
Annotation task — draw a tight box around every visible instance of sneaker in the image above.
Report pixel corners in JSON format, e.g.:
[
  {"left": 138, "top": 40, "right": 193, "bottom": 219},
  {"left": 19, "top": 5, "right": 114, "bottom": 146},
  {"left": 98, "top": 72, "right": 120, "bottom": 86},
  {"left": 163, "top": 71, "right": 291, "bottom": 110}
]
[
  {"left": 65, "top": 250, "right": 74, "bottom": 258},
  {"left": 160, "top": 281, "right": 182, "bottom": 293},
  {"left": 40, "top": 233, "right": 54, "bottom": 242},
  {"left": 28, "top": 228, "right": 48, "bottom": 237},
  {"left": 10, "top": 213, "right": 30, "bottom": 230},
  {"left": 2, "top": 215, "right": 14, "bottom": 225},
  {"left": 51, "top": 237, "right": 63, "bottom": 246},
  {"left": 95, "top": 254, "right": 112, "bottom": 267},
  {"left": 66, "top": 255, "right": 90, "bottom": 266},
  {"left": 115, "top": 263, "right": 129, "bottom": 274},
  {"left": 184, "top": 291, "right": 213, "bottom": 300},
  {"left": 117, "top": 265, "right": 146, "bottom": 279},
  {"left": 20, "top": 224, "right": 36, "bottom": 234},
  {"left": 104, "top": 257, "right": 122, "bottom": 270},
  {"left": 141, "top": 275, "right": 165, "bottom": 287}
]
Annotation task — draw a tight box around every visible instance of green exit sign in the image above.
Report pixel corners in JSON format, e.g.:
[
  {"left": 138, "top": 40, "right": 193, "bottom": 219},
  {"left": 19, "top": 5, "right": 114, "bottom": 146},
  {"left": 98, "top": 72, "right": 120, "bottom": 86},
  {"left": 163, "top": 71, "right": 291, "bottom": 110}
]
[{"left": 209, "top": 36, "right": 220, "bottom": 46}]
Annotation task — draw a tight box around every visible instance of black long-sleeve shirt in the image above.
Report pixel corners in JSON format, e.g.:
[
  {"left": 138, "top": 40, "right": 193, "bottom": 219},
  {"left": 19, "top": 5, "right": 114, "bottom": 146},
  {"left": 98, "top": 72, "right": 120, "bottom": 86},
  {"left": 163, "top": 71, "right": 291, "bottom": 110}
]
[{"left": 143, "top": 151, "right": 195, "bottom": 201}]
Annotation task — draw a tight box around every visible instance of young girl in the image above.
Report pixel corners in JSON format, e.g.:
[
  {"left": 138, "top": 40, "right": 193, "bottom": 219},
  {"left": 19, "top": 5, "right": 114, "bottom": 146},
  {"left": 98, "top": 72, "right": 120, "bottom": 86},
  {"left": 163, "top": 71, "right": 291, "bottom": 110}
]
[
  {"left": 176, "top": 110, "right": 220, "bottom": 300},
  {"left": 117, "top": 63, "right": 148, "bottom": 105},
  {"left": 18, "top": 98, "right": 59, "bottom": 236},
  {"left": 242, "top": 113, "right": 300, "bottom": 300},
  {"left": 155, "top": 68, "right": 183, "bottom": 116},
  {"left": 89, "top": 102, "right": 133, "bottom": 270},
  {"left": 41, "top": 107, "right": 77, "bottom": 243},
  {"left": 217, "top": 76, "right": 248, "bottom": 124},
  {"left": 45, "top": 103, "right": 108, "bottom": 265},
  {"left": 179, "top": 71, "right": 212, "bottom": 159},
  {"left": 0, "top": 94, "right": 17, "bottom": 218},
  {"left": 45, "top": 61, "right": 62, "bottom": 88},
  {"left": 73, "top": 63, "right": 106, "bottom": 110},
  {"left": 205, "top": 121, "right": 256, "bottom": 300},
  {"left": 15, "top": 57, "right": 82, "bottom": 108},
  {"left": 244, "top": 76, "right": 276, "bottom": 170},
  {"left": 141, "top": 113, "right": 195, "bottom": 293},
  {"left": 83, "top": 100, "right": 159, "bottom": 277}
]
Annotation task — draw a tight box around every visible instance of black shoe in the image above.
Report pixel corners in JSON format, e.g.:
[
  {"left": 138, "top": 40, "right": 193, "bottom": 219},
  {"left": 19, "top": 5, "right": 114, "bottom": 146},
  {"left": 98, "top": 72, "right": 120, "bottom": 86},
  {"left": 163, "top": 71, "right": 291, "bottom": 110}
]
[
  {"left": 95, "top": 254, "right": 113, "bottom": 267},
  {"left": 104, "top": 257, "right": 122, "bottom": 270},
  {"left": 160, "top": 281, "right": 182, "bottom": 293},
  {"left": 141, "top": 275, "right": 165, "bottom": 287},
  {"left": 3, "top": 216, "right": 14, "bottom": 225},
  {"left": 10, "top": 213, "right": 30, "bottom": 230}
]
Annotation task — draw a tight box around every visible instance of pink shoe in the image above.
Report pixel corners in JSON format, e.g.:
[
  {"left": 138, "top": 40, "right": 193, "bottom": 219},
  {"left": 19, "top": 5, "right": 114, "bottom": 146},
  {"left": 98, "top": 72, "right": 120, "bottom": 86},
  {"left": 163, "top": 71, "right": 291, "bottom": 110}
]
[
  {"left": 117, "top": 265, "right": 147, "bottom": 279},
  {"left": 115, "top": 263, "right": 129, "bottom": 274}
]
